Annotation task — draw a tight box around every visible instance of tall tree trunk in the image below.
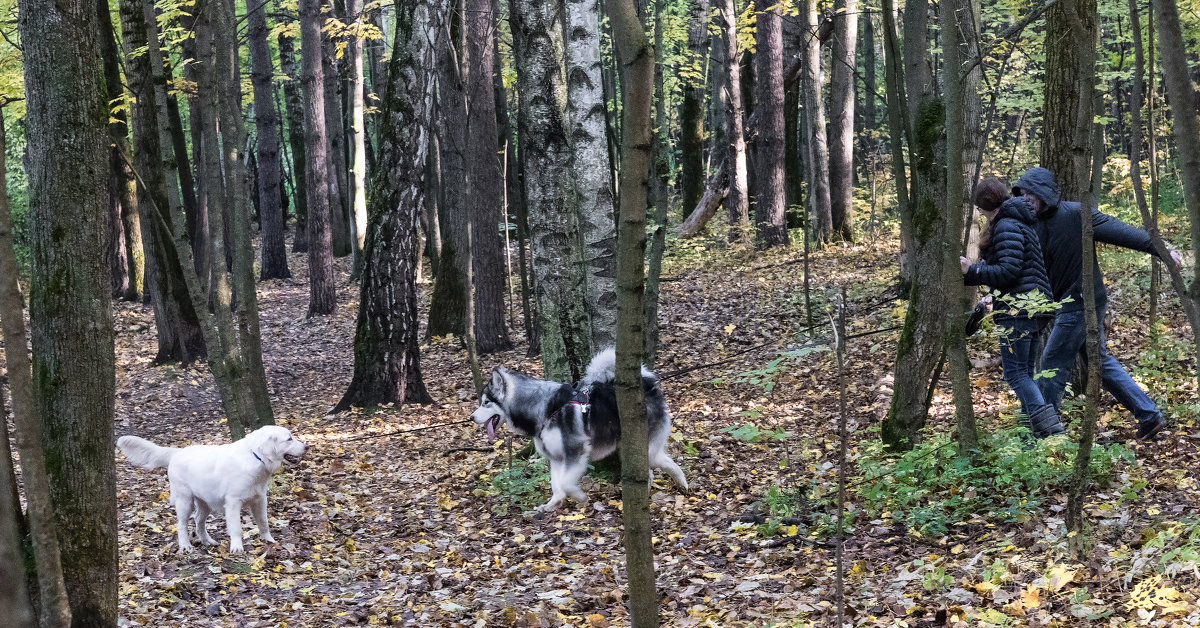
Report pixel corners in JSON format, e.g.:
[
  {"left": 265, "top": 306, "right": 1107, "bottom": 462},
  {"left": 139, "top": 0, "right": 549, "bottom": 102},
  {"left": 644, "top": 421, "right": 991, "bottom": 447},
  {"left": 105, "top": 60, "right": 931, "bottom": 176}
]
[
  {"left": 427, "top": 0, "right": 469, "bottom": 339},
  {"left": 215, "top": 0, "right": 277, "bottom": 431},
  {"left": 679, "top": 0, "right": 709, "bottom": 222},
  {"left": 880, "top": 2, "right": 947, "bottom": 450},
  {"left": 120, "top": 0, "right": 208, "bottom": 365},
  {"left": 301, "top": 0, "right": 338, "bottom": 315},
  {"left": 0, "top": 385, "right": 33, "bottom": 628},
  {"left": 720, "top": 0, "right": 750, "bottom": 245},
  {"left": 465, "top": 0, "right": 513, "bottom": 354},
  {"left": 565, "top": 0, "right": 618, "bottom": 352},
  {"left": 608, "top": 0, "right": 659, "bottom": 623},
  {"left": 99, "top": 0, "right": 142, "bottom": 301},
  {"left": 19, "top": 0, "right": 118, "bottom": 619},
  {"left": 248, "top": 0, "right": 291, "bottom": 279},
  {"left": 861, "top": 8, "right": 877, "bottom": 167},
  {"left": 1153, "top": 0, "right": 1200, "bottom": 377},
  {"left": 1041, "top": 0, "right": 1098, "bottom": 199},
  {"left": 181, "top": 10, "right": 212, "bottom": 284},
  {"left": 803, "top": 0, "right": 833, "bottom": 243},
  {"left": 881, "top": 0, "right": 912, "bottom": 286},
  {"left": 644, "top": 0, "right": 669, "bottom": 365},
  {"left": 941, "top": 0, "right": 978, "bottom": 455},
  {"left": 0, "top": 112, "right": 71, "bottom": 628},
  {"left": 349, "top": 0, "right": 369, "bottom": 279},
  {"left": 277, "top": 0, "right": 309, "bottom": 253},
  {"left": 323, "top": 26, "right": 352, "bottom": 258},
  {"left": 753, "top": 0, "right": 788, "bottom": 248},
  {"left": 784, "top": 16, "right": 803, "bottom": 220},
  {"left": 829, "top": 0, "right": 857, "bottom": 241},
  {"left": 335, "top": 0, "right": 441, "bottom": 411},
  {"left": 510, "top": 0, "right": 591, "bottom": 381}
]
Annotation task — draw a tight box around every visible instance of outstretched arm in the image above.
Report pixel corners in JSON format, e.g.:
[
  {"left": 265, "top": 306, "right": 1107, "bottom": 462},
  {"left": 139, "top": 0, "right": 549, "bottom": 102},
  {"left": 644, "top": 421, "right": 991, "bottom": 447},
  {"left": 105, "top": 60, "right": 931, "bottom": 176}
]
[{"left": 1093, "top": 210, "right": 1180, "bottom": 268}]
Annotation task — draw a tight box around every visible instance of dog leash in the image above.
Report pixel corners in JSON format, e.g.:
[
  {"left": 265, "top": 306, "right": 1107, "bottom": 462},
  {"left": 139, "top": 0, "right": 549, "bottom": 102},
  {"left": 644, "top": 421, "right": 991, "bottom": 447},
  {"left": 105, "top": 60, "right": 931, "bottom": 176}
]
[{"left": 321, "top": 418, "right": 474, "bottom": 444}]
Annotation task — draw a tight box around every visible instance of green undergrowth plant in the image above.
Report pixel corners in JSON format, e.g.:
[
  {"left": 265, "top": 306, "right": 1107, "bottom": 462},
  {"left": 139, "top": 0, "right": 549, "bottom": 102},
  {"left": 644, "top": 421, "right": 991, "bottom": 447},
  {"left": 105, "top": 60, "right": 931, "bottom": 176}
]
[
  {"left": 856, "top": 427, "right": 1135, "bottom": 537},
  {"left": 707, "top": 344, "right": 829, "bottom": 393},
  {"left": 477, "top": 457, "right": 551, "bottom": 515}
]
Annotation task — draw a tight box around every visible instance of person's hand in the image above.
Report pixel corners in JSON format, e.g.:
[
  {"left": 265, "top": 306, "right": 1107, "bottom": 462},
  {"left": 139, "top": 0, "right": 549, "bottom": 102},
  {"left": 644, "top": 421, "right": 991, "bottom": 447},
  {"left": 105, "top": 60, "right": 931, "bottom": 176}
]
[
  {"left": 1170, "top": 248, "right": 1183, "bottom": 270},
  {"left": 960, "top": 256, "right": 971, "bottom": 274}
]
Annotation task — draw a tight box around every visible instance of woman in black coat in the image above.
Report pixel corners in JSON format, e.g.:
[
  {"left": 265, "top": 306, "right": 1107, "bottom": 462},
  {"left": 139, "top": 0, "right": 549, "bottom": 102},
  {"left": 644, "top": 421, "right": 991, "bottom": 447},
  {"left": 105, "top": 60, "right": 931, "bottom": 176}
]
[{"left": 960, "top": 179, "right": 1065, "bottom": 439}]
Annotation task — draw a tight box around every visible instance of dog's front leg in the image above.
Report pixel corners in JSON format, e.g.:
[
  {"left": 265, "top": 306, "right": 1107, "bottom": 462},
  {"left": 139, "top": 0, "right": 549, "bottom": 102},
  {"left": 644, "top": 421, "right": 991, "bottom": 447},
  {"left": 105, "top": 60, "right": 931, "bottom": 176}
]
[
  {"left": 250, "top": 494, "right": 275, "bottom": 544},
  {"left": 225, "top": 500, "right": 245, "bottom": 553}
]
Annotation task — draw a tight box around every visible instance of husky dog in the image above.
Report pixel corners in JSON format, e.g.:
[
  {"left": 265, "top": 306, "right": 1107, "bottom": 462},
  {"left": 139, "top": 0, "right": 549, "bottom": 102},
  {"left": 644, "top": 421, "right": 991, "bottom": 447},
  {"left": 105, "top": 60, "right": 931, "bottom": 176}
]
[{"left": 471, "top": 348, "right": 688, "bottom": 512}]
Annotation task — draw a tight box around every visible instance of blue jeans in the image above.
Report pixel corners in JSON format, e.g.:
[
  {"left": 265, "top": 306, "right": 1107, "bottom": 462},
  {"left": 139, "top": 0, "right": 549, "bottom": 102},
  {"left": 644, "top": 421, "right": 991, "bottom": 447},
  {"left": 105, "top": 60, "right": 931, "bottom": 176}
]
[
  {"left": 1038, "top": 305, "right": 1161, "bottom": 427},
  {"left": 998, "top": 317, "right": 1054, "bottom": 426}
]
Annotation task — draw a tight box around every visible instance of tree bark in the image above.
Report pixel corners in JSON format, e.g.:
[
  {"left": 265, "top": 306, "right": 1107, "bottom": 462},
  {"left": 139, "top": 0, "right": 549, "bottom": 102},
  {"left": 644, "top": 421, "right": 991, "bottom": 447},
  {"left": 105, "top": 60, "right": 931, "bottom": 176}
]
[
  {"left": 277, "top": 0, "right": 309, "bottom": 253},
  {"left": 803, "top": 0, "right": 833, "bottom": 243},
  {"left": 0, "top": 382, "right": 33, "bottom": 628},
  {"left": 335, "top": 0, "right": 440, "bottom": 411},
  {"left": 323, "top": 24, "right": 352, "bottom": 259},
  {"left": 120, "top": 0, "right": 207, "bottom": 364},
  {"left": 19, "top": 0, "right": 118, "bottom": 619},
  {"left": 1041, "top": 0, "right": 1098, "bottom": 199},
  {"left": 1153, "top": 0, "right": 1200, "bottom": 378},
  {"left": 349, "top": 0, "right": 369, "bottom": 279},
  {"left": 720, "top": 0, "right": 750, "bottom": 245},
  {"left": 565, "top": 0, "right": 618, "bottom": 352},
  {"left": 829, "top": 0, "right": 857, "bottom": 241},
  {"left": 99, "top": 0, "right": 142, "bottom": 301},
  {"left": 881, "top": 0, "right": 911, "bottom": 286},
  {"left": 941, "top": 0, "right": 978, "bottom": 455},
  {"left": 510, "top": 0, "right": 591, "bottom": 381},
  {"left": 753, "top": 0, "right": 788, "bottom": 248},
  {"left": 466, "top": 0, "right": 513, "bottom": 353},
  {"left": 247, "top": 0, "right": 291, "bottom": 279},
  {"left": 608, "top": 0, "right": 659, "bottom": 622},
  {"left": 301, "top": 0, "right": 337, "bottom": 315},
  {"left": 0, "top": 111, "right": 71, "bottom": 628},
  {"left": 679, "top": 0, "right": 709, "bottom": 222}
]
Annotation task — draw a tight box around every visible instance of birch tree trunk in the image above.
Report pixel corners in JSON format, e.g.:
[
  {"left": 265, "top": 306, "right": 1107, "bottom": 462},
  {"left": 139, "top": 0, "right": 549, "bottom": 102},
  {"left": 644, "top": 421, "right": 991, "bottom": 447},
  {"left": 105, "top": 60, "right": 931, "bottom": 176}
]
[
  {"left": 248, "top": 0, "right": 291, "bottom": 279},
  {"left": 335, "top": 0, "right": 441, "bottom": 411},
  {"left": 510, "top": 0, "right": 591, "bottom": 381},
  {"left": 565, "top": 0, "right": 618, "bottom": 351},
  {"left": 349, "top": 0, "right": 369, "bottom": 279},
  {"left": 753, "top": 0, "right": 788, "bottom": 248},
  {"left": 19, "top": 0, "right": 118, "bottom": 619},
  {"left": 301, "top": 0, "right": 337, "bottom": 315},
  {"left": 608, "top": 0, "right": 659, "bottom": 621},
  {"left": 828, "top": 0, "right": 857, "bottom": 241}
]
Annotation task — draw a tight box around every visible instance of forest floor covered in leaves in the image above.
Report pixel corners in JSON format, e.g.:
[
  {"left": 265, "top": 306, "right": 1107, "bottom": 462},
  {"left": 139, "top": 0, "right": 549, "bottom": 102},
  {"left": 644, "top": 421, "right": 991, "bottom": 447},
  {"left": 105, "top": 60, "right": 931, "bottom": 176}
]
[{"left": 109, "top": 232, "right": 1200, "bottom": 626}]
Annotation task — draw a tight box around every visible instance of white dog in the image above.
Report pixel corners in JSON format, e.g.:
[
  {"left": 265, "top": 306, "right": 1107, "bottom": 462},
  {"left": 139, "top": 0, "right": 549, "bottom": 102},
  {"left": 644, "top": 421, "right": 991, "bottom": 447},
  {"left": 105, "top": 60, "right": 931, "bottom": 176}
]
[{"left": 118, "top": 425, "right": 307, "bottom": 553}]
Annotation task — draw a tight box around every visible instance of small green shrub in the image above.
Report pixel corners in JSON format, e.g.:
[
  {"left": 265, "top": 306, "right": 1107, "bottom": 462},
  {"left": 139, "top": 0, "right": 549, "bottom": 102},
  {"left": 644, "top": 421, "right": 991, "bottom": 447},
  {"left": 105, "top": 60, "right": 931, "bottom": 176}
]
[{"left": 478, "top": 457, "right": 551, "bottom": 515}]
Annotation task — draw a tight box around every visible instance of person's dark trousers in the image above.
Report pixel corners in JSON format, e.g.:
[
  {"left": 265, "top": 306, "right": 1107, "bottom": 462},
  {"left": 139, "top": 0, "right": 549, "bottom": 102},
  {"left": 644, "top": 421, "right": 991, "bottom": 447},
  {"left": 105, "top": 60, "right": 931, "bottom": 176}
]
[
  {"left": 998, "top": 317, "right": 1060, "bottom": 434},
  {"left": 1038, "top": 302, "right": 1162, "bottom": 427}
]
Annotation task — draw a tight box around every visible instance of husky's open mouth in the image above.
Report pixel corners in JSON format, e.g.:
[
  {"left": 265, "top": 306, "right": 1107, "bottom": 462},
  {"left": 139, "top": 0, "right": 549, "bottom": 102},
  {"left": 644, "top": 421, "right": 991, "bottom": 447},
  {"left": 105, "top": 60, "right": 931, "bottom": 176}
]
[{"left": 484, "top": 415, "right": 501, "bottom": 442}]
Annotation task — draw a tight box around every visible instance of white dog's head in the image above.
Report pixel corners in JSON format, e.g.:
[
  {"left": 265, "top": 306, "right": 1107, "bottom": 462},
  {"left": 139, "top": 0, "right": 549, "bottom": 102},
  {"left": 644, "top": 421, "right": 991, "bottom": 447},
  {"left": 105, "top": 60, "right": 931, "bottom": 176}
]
[
  {"left": 471, "top": 368, "right": 515, "bottom": 443},
  {"left": 244, "top": 425, "right": 307, "bottom": 466}
]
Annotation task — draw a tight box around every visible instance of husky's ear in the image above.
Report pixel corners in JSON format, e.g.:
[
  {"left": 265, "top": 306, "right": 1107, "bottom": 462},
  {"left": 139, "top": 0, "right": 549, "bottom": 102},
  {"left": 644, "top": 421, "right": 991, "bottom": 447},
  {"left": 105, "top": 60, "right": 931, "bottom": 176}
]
[{"left": 490, "top": 368, "right": 507, "bottom": 396}]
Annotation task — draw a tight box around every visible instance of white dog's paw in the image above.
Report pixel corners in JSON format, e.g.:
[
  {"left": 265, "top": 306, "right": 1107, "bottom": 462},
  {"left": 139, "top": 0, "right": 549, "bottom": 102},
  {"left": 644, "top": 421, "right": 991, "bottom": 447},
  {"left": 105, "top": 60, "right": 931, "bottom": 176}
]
[
  {"left": 534, "top": 501, "right": 561, "bottom": 515},
  {"left": 260, "top": 534, "right": 276, "bottom": 544},
  {"left": 199, "top": 535, "right": 218, "bottom": 546},
  {"left": 228, "top": 542, "right": 245, "bottom": 554},
  {"left": 177, "top": 542, "right": 195, "bottom": 553}
]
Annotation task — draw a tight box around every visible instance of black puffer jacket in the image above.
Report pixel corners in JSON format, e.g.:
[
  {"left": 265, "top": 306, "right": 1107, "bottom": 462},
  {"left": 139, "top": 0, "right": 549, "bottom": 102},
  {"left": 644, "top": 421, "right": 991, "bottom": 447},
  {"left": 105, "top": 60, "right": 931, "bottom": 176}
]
[
  {"left": 1013, "top": 167, "right": 1164, "bottom": 311},
  {"left": 964, "top": 197, "right": 1052, "bottom": 320}
]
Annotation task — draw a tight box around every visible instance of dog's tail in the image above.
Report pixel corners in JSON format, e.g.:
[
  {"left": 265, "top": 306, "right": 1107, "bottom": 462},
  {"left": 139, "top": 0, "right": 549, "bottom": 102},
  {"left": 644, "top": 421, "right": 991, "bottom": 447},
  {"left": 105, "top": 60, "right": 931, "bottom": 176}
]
[
  {"left": 117, "top": 435, "right": 179, "bottom": 470},
  {"left": 583, "top": 347, "right": 655, "bottom": 385}
]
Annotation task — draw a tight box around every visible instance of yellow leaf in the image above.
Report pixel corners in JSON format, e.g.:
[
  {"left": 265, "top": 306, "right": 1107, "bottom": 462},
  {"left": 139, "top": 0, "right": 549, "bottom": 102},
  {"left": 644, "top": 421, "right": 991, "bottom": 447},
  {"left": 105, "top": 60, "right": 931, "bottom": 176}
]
[
  {"left": 1047, "top": 565, "right": 1076, "bottom": 592},
  {"left": 560, "top": 513, "right": 585, "bottom": 521},
  {"left": 1020, "top": 585, "right": 1040, "bottom": 609},
  {"left": 724, "top": 324, "right": 736, "bottom": 335}
]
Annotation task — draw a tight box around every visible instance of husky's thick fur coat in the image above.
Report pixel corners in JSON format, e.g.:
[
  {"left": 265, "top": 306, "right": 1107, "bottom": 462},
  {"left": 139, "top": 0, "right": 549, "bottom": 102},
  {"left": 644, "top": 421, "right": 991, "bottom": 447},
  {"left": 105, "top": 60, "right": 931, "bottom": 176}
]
[{"left": 471, "top": 349, "right": 688, "bottom": 512}]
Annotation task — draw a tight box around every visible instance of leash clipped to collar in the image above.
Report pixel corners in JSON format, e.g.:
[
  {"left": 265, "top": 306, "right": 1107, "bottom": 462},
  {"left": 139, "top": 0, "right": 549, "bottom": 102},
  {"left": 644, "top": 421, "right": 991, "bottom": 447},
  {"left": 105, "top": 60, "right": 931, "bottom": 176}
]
[{"left": 567, "top": 385, "right": 591, "bottom": 416}]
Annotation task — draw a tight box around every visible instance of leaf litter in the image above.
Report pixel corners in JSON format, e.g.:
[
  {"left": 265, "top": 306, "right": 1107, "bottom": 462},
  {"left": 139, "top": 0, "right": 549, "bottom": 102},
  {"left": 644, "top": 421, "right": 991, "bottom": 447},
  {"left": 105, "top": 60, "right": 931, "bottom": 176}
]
[{"left": 101, "top": 238, "right": 1200, "bottom": 626}]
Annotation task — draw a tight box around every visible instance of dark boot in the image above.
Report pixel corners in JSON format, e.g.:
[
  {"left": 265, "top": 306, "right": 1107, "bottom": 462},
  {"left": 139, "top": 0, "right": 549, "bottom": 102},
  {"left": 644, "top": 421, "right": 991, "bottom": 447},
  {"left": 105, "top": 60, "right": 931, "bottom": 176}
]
[{"left": 1029, "top": 406, "right": 1065, "bottom": 439}]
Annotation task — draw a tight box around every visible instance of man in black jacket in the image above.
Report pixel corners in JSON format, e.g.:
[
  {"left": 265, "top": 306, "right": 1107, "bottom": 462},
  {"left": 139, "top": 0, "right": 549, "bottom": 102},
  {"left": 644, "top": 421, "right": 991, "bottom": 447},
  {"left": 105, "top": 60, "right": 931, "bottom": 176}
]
[{"left": 1012, "top": 167, "right": 1180, "bottom": 441}]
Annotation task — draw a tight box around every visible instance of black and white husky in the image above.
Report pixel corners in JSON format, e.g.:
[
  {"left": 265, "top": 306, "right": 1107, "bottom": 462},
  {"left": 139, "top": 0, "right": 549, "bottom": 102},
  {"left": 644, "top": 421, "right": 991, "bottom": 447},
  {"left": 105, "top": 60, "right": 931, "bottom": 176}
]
[{"left": 471, "top": 348, "right": 688, "bottom": 512}]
